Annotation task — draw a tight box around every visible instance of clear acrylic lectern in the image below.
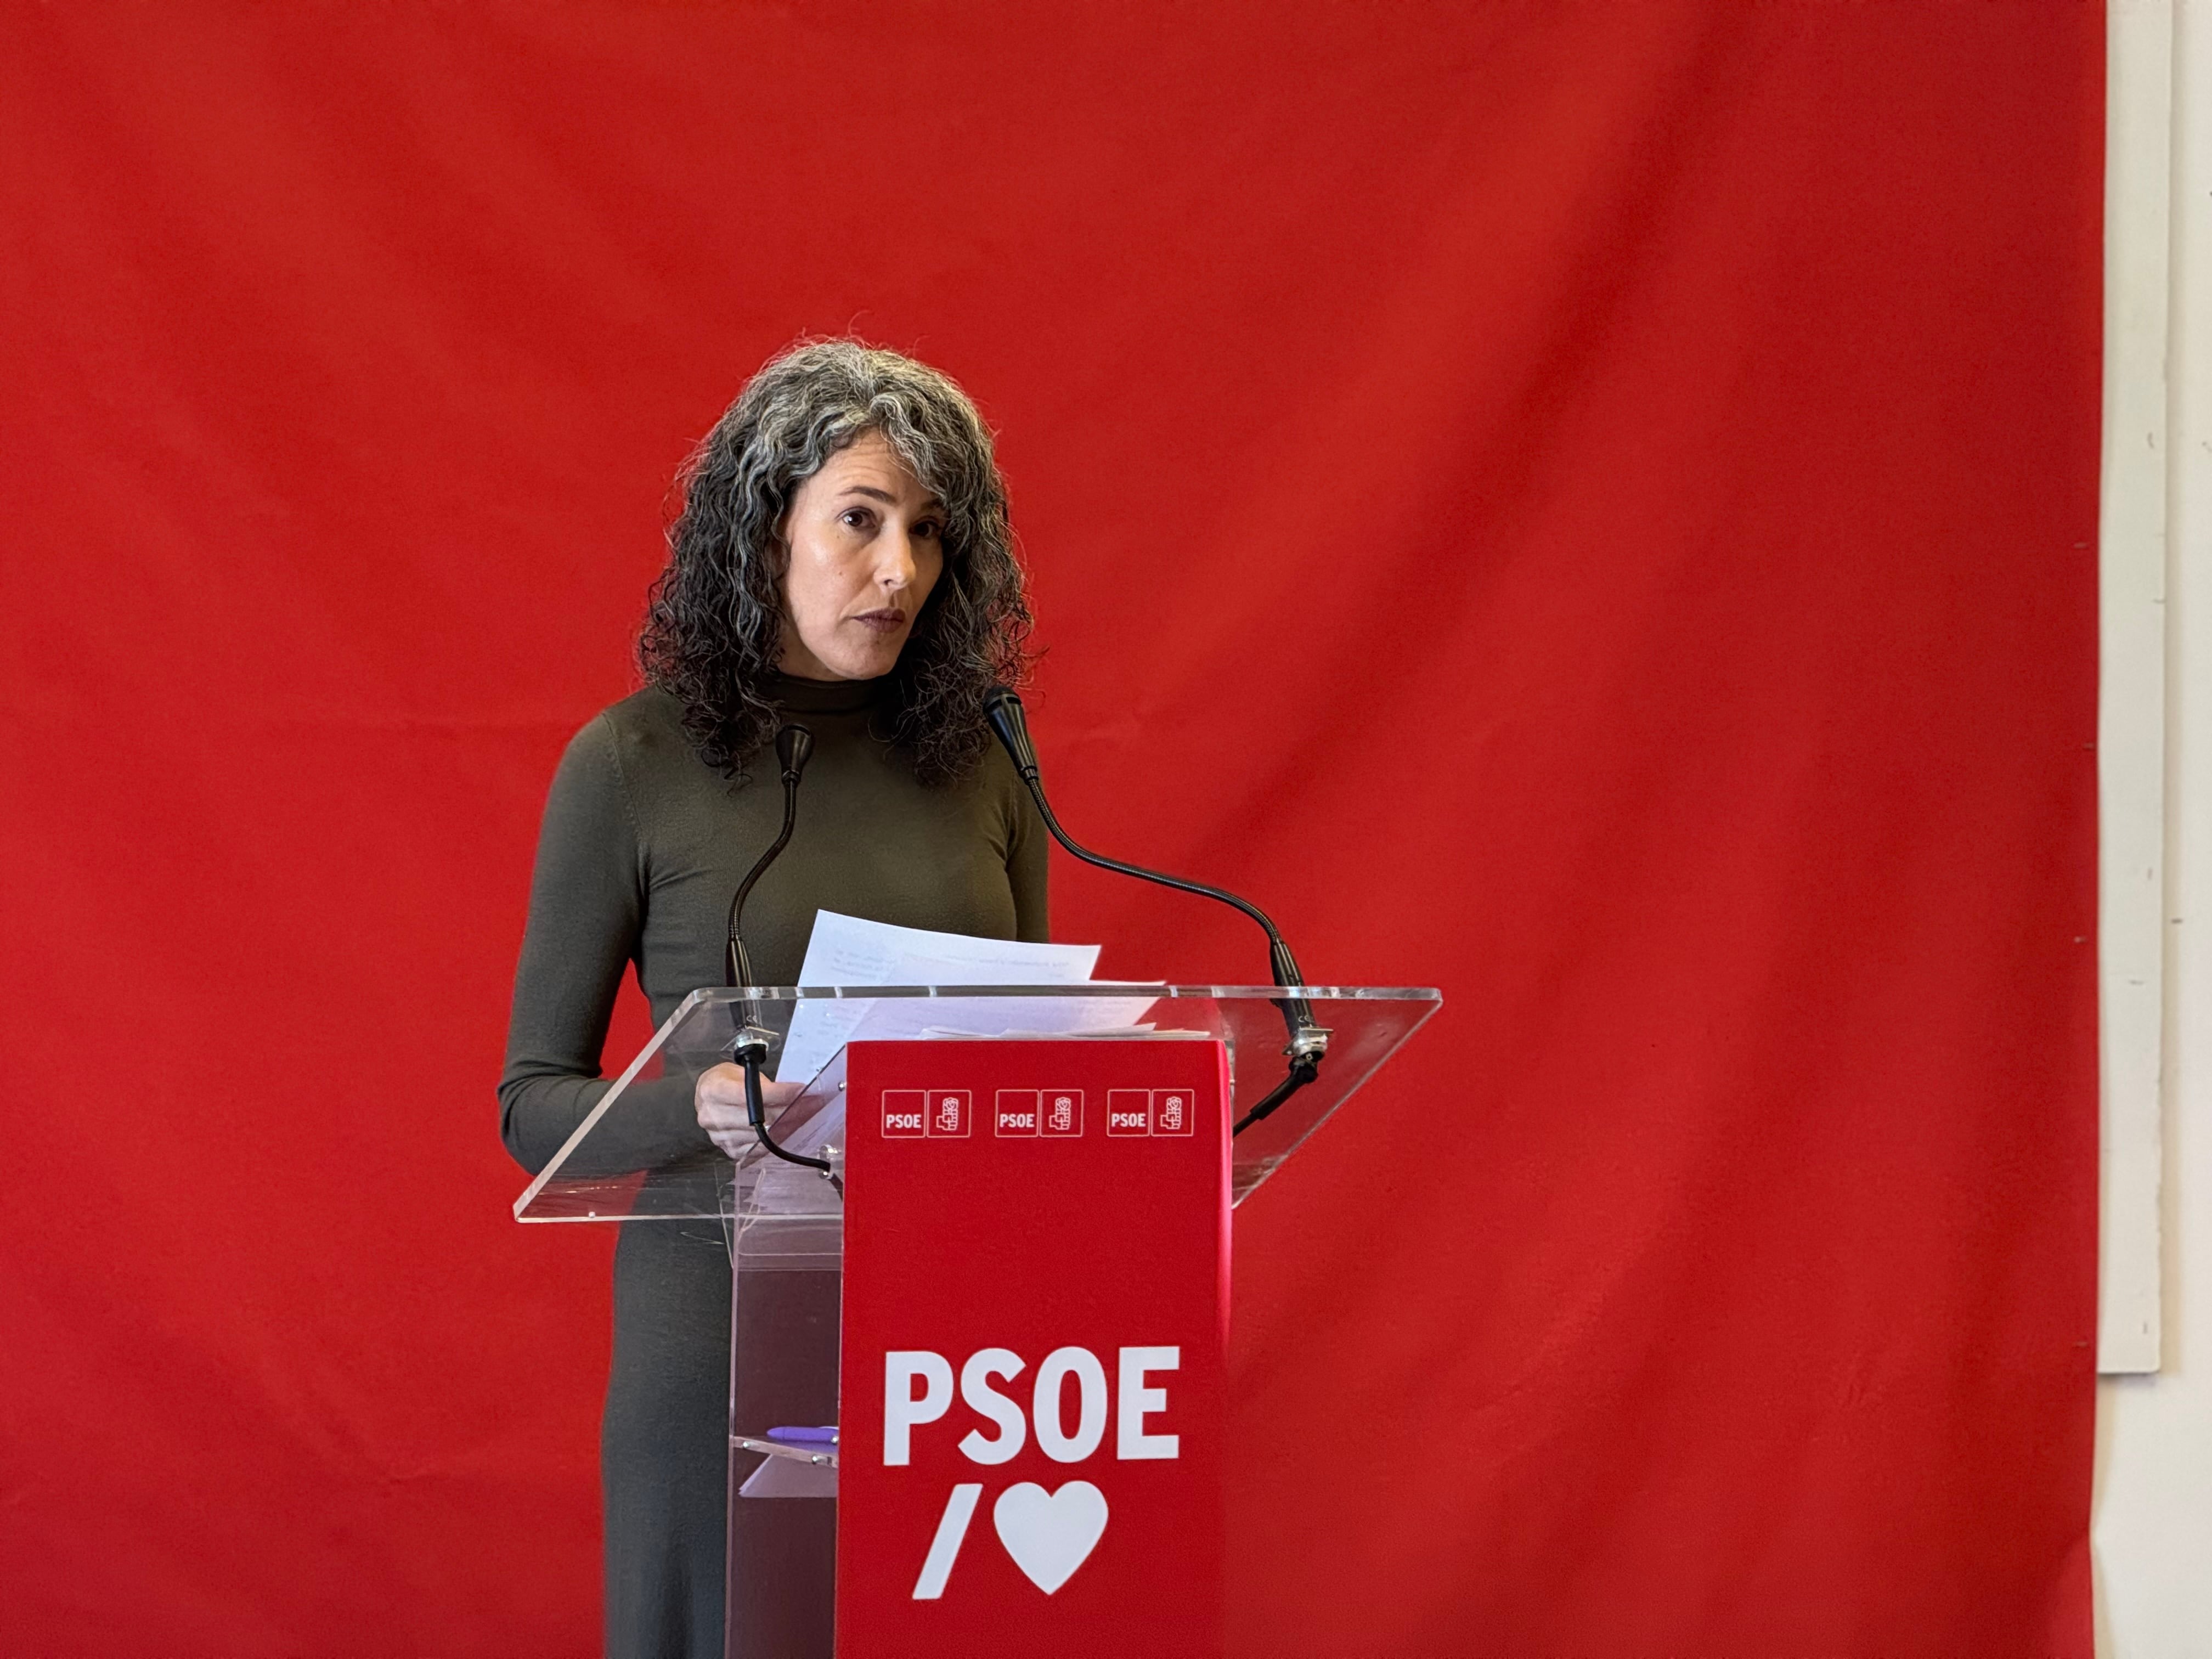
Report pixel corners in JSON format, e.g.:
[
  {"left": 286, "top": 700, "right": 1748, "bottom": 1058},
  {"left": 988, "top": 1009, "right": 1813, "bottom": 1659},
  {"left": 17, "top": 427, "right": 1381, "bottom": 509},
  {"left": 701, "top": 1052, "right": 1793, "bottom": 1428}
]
[{"left": 514, "top": 985, "right": 1440, "bottom": 1657}]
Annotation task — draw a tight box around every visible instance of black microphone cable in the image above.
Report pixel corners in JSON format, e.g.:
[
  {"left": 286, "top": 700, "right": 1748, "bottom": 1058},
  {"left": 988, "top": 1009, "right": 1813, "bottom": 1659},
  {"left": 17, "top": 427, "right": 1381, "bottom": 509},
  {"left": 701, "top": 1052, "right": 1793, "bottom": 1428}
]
[
  {"left": 723, "top": 723, "right": 831, "bottom": 1174},
  {"left": 981, "top": 686, "right": 1329, "bottom": 1137}
]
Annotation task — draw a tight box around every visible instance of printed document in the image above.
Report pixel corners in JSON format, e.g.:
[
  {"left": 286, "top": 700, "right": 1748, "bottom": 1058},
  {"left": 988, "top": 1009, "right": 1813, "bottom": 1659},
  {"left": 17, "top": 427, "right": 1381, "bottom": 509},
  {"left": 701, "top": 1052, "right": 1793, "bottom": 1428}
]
[{"left": 772, "top": 911, "right": 1150, "bottom": 1082}]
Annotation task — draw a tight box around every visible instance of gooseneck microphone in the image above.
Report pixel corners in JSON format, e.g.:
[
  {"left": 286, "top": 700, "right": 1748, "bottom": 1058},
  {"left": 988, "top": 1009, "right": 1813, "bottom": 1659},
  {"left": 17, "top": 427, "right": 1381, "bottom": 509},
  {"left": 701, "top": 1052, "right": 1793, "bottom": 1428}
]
[
  {"left": 981, "top": 686, "right": 1329, "bottom": 1136},
  {"left": 723, "top": 724, "right": 829, "bottom": 1174}
]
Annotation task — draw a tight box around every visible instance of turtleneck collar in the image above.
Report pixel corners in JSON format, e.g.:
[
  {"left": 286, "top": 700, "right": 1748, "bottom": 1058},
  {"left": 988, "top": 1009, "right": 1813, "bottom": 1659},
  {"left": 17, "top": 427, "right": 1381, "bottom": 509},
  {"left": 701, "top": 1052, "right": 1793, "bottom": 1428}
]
[{"left": 770, "top": 671, "right": 889, "bottom": 715}]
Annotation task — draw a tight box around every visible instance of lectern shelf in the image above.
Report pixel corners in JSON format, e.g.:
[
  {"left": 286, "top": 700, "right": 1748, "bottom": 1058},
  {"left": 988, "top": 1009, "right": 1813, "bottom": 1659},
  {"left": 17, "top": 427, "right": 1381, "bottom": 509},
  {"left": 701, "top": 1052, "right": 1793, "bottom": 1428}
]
[{"left": 515, "top": 985, "right": 1439, "bottom": 1221}]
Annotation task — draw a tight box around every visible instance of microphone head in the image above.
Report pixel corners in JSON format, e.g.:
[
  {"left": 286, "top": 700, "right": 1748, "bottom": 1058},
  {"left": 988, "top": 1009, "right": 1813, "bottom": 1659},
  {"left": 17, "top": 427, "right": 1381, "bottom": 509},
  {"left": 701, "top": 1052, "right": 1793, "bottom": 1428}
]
[
  {"left": 981, "top": 685, "right": 1039, "bottom": 777},
  {"left": 775, "top": 723, "right": 815, "bottom": 782}
]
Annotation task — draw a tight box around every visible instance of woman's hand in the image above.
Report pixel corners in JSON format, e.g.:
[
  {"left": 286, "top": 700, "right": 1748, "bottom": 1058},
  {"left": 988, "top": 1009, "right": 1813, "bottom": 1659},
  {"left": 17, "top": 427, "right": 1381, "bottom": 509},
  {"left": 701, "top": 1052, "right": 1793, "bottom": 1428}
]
[{"left": 694, "top": 1063, "right": 804, "bottom": 1160}]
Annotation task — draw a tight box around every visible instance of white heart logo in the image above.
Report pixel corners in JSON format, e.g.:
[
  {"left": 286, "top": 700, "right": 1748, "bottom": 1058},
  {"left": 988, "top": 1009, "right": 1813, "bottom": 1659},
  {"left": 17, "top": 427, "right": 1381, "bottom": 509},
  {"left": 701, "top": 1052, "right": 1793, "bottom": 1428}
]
[{"left": 991, "top": 1480, "right": 1108, "bottom": 1594}]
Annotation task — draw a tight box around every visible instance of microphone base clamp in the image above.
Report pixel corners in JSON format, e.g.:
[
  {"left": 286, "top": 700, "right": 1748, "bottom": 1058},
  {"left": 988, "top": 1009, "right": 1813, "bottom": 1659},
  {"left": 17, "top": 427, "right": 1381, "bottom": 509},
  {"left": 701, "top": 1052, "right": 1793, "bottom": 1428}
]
[{"left": 728, "top": 1025, "right": 777, "bottom": 1068}]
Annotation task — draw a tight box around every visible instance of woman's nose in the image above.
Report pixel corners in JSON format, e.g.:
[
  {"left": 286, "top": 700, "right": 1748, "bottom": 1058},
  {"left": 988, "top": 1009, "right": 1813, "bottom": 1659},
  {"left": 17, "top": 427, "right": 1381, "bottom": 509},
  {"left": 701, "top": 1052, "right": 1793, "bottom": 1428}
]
[{"left": 876, "top": 531, "right": 919, "bottom": 588}]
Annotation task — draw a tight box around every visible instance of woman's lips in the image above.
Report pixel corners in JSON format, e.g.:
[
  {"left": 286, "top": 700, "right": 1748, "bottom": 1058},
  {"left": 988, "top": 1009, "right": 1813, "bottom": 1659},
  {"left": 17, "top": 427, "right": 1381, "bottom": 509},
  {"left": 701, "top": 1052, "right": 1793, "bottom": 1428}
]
[{"left": 851, "top": 610, "right": 907, "bottom": 635}]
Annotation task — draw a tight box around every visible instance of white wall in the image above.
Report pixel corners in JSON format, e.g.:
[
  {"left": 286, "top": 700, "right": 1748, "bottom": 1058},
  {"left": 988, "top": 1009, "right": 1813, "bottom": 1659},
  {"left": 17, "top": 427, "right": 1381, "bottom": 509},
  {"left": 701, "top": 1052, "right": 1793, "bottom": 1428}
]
[{"left": 2095, "top": 2, "right": 2212, "bottom": 1651}]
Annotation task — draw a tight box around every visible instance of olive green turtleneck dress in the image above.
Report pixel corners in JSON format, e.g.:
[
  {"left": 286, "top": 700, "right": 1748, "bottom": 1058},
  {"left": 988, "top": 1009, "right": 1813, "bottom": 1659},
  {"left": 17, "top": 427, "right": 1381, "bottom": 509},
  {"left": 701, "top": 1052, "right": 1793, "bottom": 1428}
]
[{"left": 499, "top": 675, "right": 1047, "bottom": 1659}]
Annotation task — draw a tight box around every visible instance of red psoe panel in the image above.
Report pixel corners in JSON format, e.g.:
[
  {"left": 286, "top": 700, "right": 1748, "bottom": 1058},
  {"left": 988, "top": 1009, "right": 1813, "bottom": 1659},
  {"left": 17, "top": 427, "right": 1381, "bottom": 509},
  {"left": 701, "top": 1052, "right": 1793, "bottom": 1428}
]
[{"left": 838, "top": 1040, "right": 1231, "bottom": 1656}]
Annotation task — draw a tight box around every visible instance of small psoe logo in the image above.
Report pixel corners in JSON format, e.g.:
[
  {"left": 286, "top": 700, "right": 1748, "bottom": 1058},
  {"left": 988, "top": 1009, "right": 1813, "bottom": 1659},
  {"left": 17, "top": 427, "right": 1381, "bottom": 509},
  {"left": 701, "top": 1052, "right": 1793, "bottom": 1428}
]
[
  {"left": 1153, "top": 1090, "right": 1193, "bottom": 1136},
  {"left": 883, "top": 1090, "right": 927, "bottom": 1138},
  {"left": 1105, "top": 1090, "right": 1151, "bottom": 1136},
  {"left": 929, "top": 1090, "right": 971, "bottom": 1137},
  {"left": 882, "top": 1089, "right": 970, "bottom": 1137},
  {"left": 1106, "top": 1089, "right": 1196, "bottom": 1137},
  {"left": 1040, "top": 1090, "right": 1084, "bottom": 1138},
  {"left": 995, "top": 1090, "right": 1039, "bottom": 1136}
]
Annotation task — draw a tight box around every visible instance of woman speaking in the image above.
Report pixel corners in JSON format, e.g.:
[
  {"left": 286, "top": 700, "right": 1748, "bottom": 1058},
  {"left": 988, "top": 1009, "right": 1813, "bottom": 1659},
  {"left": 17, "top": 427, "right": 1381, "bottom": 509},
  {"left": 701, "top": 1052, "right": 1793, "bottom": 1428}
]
[{"left": 498, "top": 341, "right": 1046, "bottom": 1658}]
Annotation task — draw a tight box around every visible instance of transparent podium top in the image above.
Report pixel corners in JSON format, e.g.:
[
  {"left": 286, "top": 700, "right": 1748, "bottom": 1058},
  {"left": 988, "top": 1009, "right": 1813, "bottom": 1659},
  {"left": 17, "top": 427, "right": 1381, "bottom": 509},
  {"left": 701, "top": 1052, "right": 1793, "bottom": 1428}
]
[{"left": 512, "top": 984, "right": 1441, "bottom": 1222}]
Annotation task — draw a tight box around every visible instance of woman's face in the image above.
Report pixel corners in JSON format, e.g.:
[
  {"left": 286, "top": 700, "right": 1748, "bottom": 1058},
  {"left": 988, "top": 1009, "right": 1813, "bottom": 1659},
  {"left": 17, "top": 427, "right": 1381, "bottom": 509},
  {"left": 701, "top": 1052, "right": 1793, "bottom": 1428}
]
[{"left": 776, "top": 430, "right": 946, "bottom": 681}]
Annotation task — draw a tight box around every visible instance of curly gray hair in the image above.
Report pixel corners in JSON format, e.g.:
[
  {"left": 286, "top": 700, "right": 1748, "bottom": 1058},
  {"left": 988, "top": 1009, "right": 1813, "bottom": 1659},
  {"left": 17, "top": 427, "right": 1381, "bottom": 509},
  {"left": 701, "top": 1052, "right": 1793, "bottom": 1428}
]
[{"left": 639, "top": 340, "right": 1033, "bottom": 785}]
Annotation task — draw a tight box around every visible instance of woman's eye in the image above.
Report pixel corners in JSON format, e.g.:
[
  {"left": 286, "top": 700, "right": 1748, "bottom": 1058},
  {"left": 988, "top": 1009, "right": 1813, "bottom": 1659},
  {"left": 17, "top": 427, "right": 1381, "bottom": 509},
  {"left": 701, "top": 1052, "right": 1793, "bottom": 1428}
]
[
  {"left": 839, "top": 508, "right": 876, "bottom": 531},
  {"left": 916, "top": 520, "right": 943, "bottom": 540}
]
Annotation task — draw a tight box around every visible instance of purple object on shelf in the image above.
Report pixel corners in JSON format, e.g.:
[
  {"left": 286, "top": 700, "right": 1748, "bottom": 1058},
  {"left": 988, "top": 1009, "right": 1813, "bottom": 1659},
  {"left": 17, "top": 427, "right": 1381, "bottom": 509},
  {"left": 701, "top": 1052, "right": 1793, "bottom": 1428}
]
[{"left": 765, "top": 1425, "right": 839, "bottom": 1444}]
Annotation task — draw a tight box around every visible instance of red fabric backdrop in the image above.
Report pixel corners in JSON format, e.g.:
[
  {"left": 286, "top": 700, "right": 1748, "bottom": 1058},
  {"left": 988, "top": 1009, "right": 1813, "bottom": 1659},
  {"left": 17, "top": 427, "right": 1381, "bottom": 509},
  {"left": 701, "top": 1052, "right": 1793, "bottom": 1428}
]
[{"left": 0, "top": 4, "right": 2102, "bottom": 1654}]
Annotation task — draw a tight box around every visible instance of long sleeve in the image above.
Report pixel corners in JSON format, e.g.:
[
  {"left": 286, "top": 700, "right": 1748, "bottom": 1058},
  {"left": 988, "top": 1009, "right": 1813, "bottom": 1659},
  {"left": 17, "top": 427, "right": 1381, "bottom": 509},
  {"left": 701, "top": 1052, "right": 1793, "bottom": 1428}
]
[
  {"left": 498, "top": 715, "right": 711, "bottom": 1176},
  {"left": 1005, "top": 760, "right": 1050, "bottom": 944}
]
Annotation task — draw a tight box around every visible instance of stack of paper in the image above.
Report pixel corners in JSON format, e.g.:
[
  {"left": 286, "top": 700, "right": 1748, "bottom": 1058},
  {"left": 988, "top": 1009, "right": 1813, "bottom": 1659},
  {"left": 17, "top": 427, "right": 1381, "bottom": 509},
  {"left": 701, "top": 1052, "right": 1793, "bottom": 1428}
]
[{"left": 772, "top": 911, "right": 1158, "bottom": 1084}]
